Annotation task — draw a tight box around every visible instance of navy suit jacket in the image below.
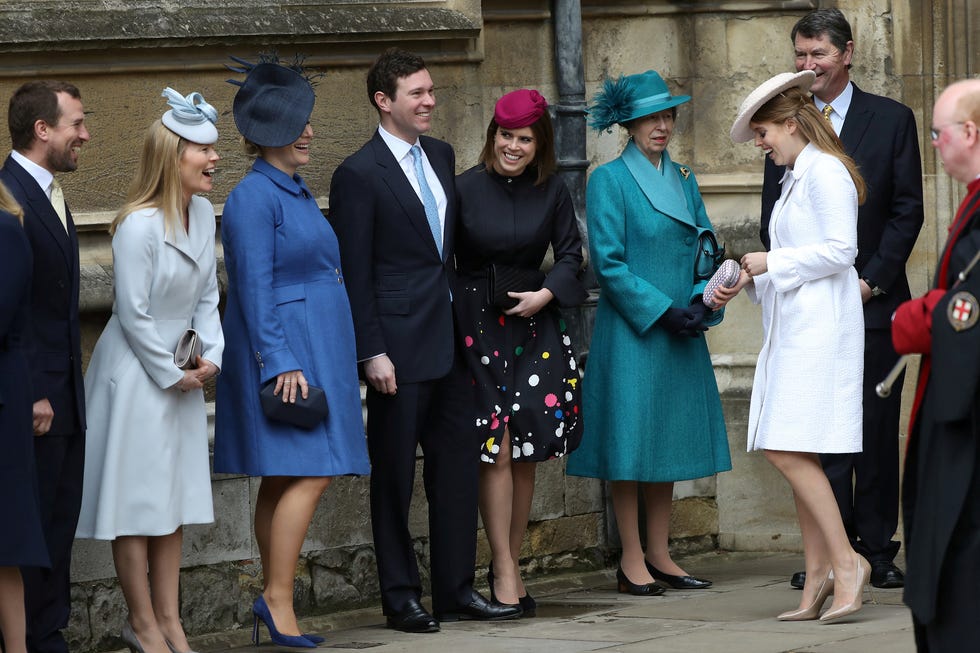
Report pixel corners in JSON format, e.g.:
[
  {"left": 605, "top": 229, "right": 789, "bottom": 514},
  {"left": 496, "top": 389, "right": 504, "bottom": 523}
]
[
  {"left": 0, "top": 155, "right": 85, "bottom": 435},
  {"left": 762, "top": 83, "right": 924, "bottom": 329},
  {"left": 328, "top": 131, "right": 458, "bottom": 384}
]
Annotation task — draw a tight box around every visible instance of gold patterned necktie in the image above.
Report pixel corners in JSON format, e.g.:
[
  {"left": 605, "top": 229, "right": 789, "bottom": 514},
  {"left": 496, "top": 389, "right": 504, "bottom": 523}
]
[
  {"left": 50, "top": 178, "right": 68, "bottom": 232},
  {"left": 821, "top": 104, "right": 834, "bottom": 122}
]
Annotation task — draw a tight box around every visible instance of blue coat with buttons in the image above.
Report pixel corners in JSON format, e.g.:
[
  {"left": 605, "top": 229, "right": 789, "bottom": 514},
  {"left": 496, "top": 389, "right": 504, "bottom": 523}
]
[{"left": 214, "top": 158, "right": 370, "bottom": 476}]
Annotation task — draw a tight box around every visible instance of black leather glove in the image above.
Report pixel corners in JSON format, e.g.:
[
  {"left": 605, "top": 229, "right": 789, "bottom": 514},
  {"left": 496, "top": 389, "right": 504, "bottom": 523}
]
[
  {"left": 657, "top": 306, "right": 707, "bottom": 337},
  {"left": 685, "top": 301, "right": 710, "bottom": 332}
]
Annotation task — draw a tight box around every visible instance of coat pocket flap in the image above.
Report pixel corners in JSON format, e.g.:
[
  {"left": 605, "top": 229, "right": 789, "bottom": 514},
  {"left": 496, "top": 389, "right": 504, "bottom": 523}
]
[{"left": 273, "top": 284, "right": 306, "bottom": 305}]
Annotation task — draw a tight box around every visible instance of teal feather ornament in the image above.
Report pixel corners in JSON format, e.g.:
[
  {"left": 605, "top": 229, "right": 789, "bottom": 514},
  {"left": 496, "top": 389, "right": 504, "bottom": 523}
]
[{"left": 588, "top": 75, "right": 634, "bottom": 133}]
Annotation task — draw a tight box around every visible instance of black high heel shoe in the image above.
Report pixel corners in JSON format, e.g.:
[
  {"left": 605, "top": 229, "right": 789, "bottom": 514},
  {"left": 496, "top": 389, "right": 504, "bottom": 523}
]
[
  {"left": 616, "top": 567, "right": 665, "bottom": 596},
  {"left": 486, "top": 562, "right": 523, "bottom": 613},
  {"left": 518, "top": 593, "right": 537, "bottom": 618},
  {"left": 644, "top": 560, "right": 712, "bottom": 589}
]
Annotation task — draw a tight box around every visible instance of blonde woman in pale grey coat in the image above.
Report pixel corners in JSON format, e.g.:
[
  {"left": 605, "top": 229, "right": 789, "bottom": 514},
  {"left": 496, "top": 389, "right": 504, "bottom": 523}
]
[{"left": 77, "top": 89, "right": 223, "bottom": 653}]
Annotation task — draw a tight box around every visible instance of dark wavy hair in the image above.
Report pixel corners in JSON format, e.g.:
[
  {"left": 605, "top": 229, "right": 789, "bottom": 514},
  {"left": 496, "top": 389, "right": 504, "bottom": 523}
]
[{"left": 367, "top": 48, "right": 427, "bottom": 114}]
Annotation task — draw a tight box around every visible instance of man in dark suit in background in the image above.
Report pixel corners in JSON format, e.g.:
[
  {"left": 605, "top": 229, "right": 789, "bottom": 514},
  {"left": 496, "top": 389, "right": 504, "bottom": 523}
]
[
  {"left": 329, "top": 48, "right": 520, "bottom": 633},
  {"left": 0, "top": 81, "right": 90, "bottom": 653},
  {"left": 761, "top": 9, "right": 924, "bottom": 590}
]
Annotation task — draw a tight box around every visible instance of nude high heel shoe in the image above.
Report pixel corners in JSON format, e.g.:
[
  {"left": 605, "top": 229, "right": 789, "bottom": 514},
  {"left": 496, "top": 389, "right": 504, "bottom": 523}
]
[
  {"left": 777, "top": 570, "right": 833, "bottom": 621},
  {"left": 820, "top": 557, "right": 872, "bottom": 623},
  {"left": 120, "top": 623, "right": 146, "bottom": 653}
]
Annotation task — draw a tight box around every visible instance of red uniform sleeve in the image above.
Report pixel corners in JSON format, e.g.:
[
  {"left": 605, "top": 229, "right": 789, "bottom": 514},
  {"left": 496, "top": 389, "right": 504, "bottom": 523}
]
[{"left": 892, "top": 288, "right": 946, "bottom": 354}]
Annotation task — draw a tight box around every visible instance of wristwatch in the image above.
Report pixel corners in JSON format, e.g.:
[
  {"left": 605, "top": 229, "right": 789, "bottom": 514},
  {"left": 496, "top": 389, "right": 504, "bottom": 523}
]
[{"left": 861, "top": 278, "right": 885, "bottom": 297}]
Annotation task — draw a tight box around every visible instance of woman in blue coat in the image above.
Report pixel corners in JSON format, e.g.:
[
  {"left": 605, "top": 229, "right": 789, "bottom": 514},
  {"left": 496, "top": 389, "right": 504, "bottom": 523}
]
[
  {"left": 214, "top": 58, "right": 370, "bottom": 648},
  {"left": 0, "top": 187, "right": 48, "bottom": 653},
  {"left": 567, "top": 70, "right": 732, "bottom": 594}
]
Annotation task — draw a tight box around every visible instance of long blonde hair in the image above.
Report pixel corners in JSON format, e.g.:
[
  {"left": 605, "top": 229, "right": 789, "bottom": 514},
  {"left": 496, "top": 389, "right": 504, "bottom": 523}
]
[
  {"left": 0, "top": 181, "right": 24, "bottom": 224},
  {"left": 110, "top": 119, "right": 187, "bottom": 235},
  {"left": 753, "top": 88, "right": 866, "bottom": 204}
]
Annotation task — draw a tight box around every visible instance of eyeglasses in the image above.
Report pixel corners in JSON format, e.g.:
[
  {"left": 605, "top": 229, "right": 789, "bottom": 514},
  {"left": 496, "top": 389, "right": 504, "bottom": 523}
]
[{"left": 930, "top": 122, "right": 965, "bottom": 141}]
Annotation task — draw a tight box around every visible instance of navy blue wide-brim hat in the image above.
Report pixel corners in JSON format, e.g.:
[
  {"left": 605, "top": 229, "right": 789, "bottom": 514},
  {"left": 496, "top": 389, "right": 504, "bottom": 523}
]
[{"left": 228, "top": 60, "right": 315, "bottom": 148}]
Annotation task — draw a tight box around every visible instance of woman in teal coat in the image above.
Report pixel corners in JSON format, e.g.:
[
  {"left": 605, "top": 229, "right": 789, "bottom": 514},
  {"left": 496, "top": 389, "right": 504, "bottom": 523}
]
[{"left": 567, "top": 70, "right": 732, "bottom": 594}]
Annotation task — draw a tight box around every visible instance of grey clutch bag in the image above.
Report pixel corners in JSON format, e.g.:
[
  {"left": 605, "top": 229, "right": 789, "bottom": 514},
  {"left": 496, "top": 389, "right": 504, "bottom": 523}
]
[{"left": 174, "top": 329, "right": 202, "bottom": 370}]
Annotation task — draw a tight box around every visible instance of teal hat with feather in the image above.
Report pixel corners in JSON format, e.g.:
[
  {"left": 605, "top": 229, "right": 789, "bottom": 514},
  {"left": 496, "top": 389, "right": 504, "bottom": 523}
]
[{"left": 588, "top": 70, "right": 691, "bottom": 133}]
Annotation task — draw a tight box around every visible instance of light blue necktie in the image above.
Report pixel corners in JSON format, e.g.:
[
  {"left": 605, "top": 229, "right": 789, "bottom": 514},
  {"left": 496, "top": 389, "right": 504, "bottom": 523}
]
[{"left": 410, "top": 144, "right": 443, "bottom": 257}]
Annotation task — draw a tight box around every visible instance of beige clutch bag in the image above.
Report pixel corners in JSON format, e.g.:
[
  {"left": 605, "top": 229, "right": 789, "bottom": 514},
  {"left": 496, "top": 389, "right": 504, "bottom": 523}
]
[{"left": 174, "top": 329, "right": 202, "bottom": 370}]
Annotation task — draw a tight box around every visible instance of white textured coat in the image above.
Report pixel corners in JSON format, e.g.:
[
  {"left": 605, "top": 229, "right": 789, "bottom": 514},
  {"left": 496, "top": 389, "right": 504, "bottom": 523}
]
[
  {"left": 77, "top": 197, "right": 224, "bottom": 539},
  {"left": 747, "top": 144, "right": 864, "bottom": 452}
]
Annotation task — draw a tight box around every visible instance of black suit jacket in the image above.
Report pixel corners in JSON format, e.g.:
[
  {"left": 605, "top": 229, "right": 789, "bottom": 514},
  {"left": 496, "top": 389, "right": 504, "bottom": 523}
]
[
  {"left": 762, "top": 83, "right": 924, "bottom": 329},
  {"left": 0, "top": 155, "right": 85, "bottom": 435},
  {"left": 328, "top": 131, "right": 458, "bottom": 384}
]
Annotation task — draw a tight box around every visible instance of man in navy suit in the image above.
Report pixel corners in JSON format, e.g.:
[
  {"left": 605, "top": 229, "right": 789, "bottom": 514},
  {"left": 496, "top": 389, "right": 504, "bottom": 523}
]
[
  {"left": 329, "top": 48, "right": 520, "bottom": 632},
  {"left": 0, "top": 81, "right": 90, "bottom": 653},
  {"left": 761, "top": 9, "right": 924, "bottom": 590}
]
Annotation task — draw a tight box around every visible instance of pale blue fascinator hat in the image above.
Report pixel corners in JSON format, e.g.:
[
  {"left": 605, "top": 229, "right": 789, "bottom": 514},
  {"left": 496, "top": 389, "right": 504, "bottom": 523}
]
[
  {"left": 588, "top": 70, "right": 691, "bottom": 133},
  {"left": 160, "top": 87, "right": 219, "bottom": 145}
]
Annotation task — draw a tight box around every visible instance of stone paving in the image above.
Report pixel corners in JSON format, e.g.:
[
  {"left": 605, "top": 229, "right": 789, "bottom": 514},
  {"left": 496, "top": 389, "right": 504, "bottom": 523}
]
[{"left": 176, "top": 551, "right": 915, "bottom": 653}]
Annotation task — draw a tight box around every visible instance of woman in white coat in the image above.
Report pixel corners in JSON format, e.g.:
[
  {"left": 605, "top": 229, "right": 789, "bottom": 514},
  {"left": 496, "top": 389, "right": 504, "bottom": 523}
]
[
  {"left": 720, "top": 71, "right": 871, "bottom": 623},
  {"left": 76, "top": 89, "right": 223, "bottom": 653}
]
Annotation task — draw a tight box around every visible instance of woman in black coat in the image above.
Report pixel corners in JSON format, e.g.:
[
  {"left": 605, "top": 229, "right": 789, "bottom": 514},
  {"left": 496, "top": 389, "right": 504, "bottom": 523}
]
[
  {"left": 455, "top": 89, "right": 587, "bottom": 614},
  {"left": 0, "top": 184, "right": 49, "bottom": 653}
]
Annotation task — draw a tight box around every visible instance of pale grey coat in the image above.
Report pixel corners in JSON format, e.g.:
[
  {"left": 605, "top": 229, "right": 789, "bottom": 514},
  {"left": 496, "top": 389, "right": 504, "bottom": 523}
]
[{"left": 77, "top": 197, "right": 224, "bottom": 539}]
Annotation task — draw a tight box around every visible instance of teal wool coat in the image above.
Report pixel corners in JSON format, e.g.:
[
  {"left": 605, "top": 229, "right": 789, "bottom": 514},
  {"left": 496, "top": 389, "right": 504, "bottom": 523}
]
[{"left": 567, "top": 143, "right": 732, "bottom": 482}]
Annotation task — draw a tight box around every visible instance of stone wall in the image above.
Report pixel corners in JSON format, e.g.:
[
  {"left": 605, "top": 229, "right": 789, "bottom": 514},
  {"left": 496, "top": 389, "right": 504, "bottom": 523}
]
[{"left": 1, "top": 0, "right": 969, "bottom": 649}]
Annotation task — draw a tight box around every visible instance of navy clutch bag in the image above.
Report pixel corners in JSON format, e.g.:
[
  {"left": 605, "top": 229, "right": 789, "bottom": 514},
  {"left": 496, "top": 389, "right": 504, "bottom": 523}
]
[{"left": 259, "top": 382, "right": 329, "bottom": 430}]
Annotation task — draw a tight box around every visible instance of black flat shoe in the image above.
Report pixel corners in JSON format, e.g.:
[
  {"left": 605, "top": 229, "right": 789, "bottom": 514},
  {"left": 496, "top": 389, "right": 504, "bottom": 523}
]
[
  {"left": 616, "top": 567, "right": 665, "bottom": 596},
  {"left": 386, "top": 598, "right": 440, "bottom": 633},
  {"left": 644, "top": 561, "right": 712, "bottom": 589},
  {"left": 435, "top": 590, "right": 522, "bottom": 622},
  {"left": 790, "top": 570, "right": 806, "bottom": 589}
]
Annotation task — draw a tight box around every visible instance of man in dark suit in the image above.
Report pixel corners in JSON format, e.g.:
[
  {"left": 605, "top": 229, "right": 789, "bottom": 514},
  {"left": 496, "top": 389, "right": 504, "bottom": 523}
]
[
  {"left": 329, "top": 48, "right": 520, "bottom": 633},
  {"left": 0, "top": 81, "right": 90, "bottom": 653},
  {"left": 761, "top": 9, "right": 924, "bottom": 590}
]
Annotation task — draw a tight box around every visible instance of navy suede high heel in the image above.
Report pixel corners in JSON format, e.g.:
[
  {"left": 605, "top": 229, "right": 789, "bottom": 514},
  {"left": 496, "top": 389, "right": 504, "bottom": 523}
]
[{"left": 251, "top": 596, "right": 316, "bottom": 648}]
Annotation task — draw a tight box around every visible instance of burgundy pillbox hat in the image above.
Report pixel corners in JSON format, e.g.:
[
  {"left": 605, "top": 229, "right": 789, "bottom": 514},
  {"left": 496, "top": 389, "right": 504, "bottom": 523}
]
[{"left": 494, "top": 89, "right": 548, "bottom": 129}]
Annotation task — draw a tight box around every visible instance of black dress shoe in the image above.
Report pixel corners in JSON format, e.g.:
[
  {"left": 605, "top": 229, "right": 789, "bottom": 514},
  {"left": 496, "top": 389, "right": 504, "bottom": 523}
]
[
  {"left": 386, "top": 599, "right": 440, "bottom": 633},
  {"left": 870, "top": 561, "right": 905, "bottom": 589},
  {"left": 435, "top": 590, "right": 522, "bottom": 622},
  {"left": 616, "top": 567, "right": 665, "bottom": 596},
  {"left": 644, "top": 561, "right": 712, "bottom": 589},
  {"left": 790, "top": 571, "right": 806, "bottom": 590}
]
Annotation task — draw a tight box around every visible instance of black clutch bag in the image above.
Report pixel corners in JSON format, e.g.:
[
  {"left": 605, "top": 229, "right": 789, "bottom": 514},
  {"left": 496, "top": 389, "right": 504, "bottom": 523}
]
[
  {"left": 173, "top": 329, "right": 202, "bottom": 370},
  {"left": 487, "top": 263, "right": 546, "bottom": 310},
  {"left": 259, "top": 382, "right": 329, "bottom": 430}
]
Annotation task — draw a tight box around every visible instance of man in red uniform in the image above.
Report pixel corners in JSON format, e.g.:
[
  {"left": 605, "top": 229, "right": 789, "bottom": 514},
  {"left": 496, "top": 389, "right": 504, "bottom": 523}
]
[{"left": 892, "top": 78, "right": 980, "bottom": 652}]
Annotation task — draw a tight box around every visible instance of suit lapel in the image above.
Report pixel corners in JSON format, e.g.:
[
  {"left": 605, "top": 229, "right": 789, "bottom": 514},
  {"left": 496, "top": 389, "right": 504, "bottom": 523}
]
[
  {"left": 370, "top": 132, "right": 443, "bottom": 259},
  {"left": 839, "top": 84, "right": 873, "bottom": 153},
  {"left": 5, "top": 156, "right": 74, "bottom": 265}
]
